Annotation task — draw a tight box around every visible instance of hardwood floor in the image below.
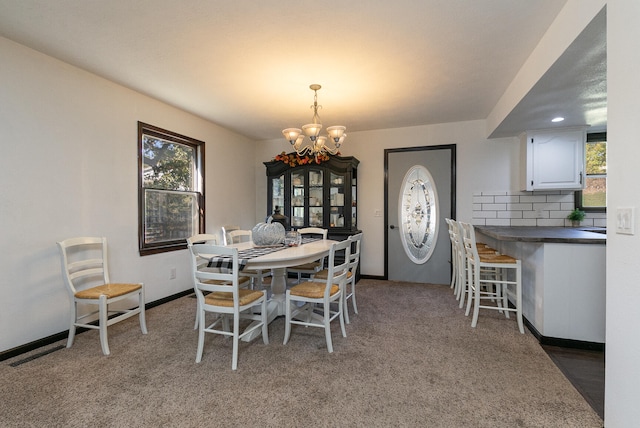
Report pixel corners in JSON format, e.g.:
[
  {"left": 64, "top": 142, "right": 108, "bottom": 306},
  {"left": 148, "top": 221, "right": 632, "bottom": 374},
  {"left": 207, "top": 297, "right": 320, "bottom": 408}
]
[{"left": 542, "top": 344, "right": 605, "bottom": 420}]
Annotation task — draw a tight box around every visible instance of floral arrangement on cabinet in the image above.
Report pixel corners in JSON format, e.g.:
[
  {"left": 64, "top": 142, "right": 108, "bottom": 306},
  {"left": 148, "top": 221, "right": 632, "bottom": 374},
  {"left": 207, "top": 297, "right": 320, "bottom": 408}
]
[{"left": 273, "top": 151, "right": 338, "bottom": 167}]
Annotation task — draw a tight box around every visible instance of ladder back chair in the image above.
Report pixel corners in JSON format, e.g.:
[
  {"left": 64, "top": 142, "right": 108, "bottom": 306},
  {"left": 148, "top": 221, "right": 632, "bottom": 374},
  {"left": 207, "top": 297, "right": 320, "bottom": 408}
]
[
  {"left": 315, "top": 232, "right": 362, "bottom": 324},
  {"left": 187, "top": 234, "right": 251, "bottom": 329},
  {"left": 286, "top": 227, "right": 328, "bottom": 283},
  {"left": 225, "top": 229, "right": 272, "bottom": 289},
  {"left": 221, "top": 225, "right": 240, "bottom": 246},
  {"left": 57, "top": 236, "right": 147, "bottom": 355},
  {"left": 190, "top": 243, "right": 269, "bottom": 369},
  {"left": 283, "top": 238, "right": 350, "bottom": 353}
]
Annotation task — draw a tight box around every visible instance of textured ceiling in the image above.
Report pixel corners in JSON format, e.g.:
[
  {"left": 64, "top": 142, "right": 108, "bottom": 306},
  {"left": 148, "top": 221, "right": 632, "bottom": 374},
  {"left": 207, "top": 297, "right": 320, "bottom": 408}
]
[{"left": 0, "top": 0, "right": 605, "bottom": 140}]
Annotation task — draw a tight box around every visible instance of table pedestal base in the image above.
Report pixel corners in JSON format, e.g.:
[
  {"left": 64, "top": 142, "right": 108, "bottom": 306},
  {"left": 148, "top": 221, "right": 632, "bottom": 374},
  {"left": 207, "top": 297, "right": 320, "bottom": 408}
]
[{"left": 241, "top": 268, "right": 288, "bottom": 342}]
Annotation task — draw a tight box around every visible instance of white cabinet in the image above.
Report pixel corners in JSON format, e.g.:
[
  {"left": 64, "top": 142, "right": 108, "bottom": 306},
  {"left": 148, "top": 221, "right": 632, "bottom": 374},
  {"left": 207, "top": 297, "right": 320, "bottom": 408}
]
[{"left": 521, "top": 128, "right": 586, "bottom": 191}]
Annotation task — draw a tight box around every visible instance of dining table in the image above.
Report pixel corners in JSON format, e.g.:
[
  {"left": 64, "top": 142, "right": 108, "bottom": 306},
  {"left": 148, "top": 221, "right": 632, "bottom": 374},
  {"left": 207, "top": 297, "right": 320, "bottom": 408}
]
[{"left": 208, "top": 238, "right": 337, "bottom": 341}]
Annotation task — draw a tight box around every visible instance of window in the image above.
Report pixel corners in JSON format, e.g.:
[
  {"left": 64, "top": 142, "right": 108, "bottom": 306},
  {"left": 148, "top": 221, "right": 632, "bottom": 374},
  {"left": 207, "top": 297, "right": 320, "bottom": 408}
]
[
  {"left": 575, "top": 132, "right": 606, "bottom": 212},
  {"left": 138, "top": 122, "right": 205, "bottom": 255}
]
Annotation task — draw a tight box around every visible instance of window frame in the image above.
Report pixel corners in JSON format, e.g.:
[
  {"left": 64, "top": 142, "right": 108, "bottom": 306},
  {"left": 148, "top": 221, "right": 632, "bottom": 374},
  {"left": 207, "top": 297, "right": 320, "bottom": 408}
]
[
  {"left": 575, "top": 132, "right": 607, "bottom": 213},
  {"left": 138, "top": 122, "right": 205, "bottom": 256}
]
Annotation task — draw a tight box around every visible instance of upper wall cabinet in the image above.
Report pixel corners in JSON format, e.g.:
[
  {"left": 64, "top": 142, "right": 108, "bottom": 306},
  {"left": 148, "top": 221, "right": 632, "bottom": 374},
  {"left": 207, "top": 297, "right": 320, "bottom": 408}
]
[
  {"left": 520, "top": 127, "right": 587, "bottom": 191},
  {"left": 264, "top": 154, "right": 359, "bottom": 238}
]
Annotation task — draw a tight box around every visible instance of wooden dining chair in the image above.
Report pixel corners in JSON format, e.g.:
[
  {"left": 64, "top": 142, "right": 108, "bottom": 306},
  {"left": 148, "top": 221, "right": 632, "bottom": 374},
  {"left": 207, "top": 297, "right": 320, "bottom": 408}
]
[
  {"left": 225, "top": 229, "right": 271, "bottom": 289},
  {"left": 57, "top": 236, "right": 147, "bottom": 355},
  {"left": 283, "top": 238, "right": 350, "bottom": 353},
  {"left": 187, "top": 234, "right": 251, "bottom": 329},
  {"left": 286, "top": 227, "right": 328, "bottom": 283},
  {"left": 221, "top": 225, "right": 240, "bottom": 246},
  {"left": 189, "top": 243, "right": 269, "bottom": 369},
  {"left": 315, "top": 232, "right": 362, "bottom": 324}
]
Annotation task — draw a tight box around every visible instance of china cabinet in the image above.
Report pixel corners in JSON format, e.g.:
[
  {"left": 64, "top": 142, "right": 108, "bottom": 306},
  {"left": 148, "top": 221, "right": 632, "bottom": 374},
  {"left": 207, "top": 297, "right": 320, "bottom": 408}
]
[
  {"left": 264, "top": 154, "right": 360, "bottom": 240},
  {"left": 520, "top": 127, "right": 587, "bottom": 191}
]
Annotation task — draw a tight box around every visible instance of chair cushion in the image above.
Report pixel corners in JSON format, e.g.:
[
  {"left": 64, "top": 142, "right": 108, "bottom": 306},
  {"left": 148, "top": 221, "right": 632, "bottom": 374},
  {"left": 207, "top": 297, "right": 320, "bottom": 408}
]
[
  {"left": 203, "top": 277, "right": 250, "bottom": 286},
  {"left": 314, "top": 269, "right": 352, "bottom": 280},
  {"left": 290, "top": 282, "right": 339, "bottom": 299},
  {"left": 75, "top": 283, "right": 142, "bottom": 299},
  {"left": 288, "top": 262, "right": 321, "bottom": 271},
  {"left": 205, "top": 289, "right": 264, "bottom": 307},
  {"left": 479, "top": 253, "right": 518, "bottom": 264},
  {"left": 476, "top": 247, "right": 498, "bottom": 254}
]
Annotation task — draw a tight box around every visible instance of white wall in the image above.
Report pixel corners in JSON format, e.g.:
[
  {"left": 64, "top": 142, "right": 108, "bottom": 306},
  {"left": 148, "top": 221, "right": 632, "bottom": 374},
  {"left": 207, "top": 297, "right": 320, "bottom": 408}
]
[
  {"left": 0, "top": 37, "right": 256, "bottom": 352},
  {"left": 255, "top": 121, "right": 521, "bottom": 277},
  {"left": 605, "top": 1, "right": 640, "bottom": 426}
]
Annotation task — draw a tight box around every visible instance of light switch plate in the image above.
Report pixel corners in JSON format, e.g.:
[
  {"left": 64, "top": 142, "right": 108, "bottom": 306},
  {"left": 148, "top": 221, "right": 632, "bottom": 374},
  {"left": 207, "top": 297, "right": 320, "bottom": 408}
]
[{"left": 616, "top": 207, "right": 634, "bottom": 235}]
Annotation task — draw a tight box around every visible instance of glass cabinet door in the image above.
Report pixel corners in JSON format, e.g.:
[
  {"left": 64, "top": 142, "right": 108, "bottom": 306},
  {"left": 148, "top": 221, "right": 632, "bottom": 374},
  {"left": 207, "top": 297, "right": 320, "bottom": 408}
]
[
  {"left": 271, "top": 174, "right": 285, "bottom": 214},
  {"left": 329, "top": 171, "right": 346, "bottom": 228},
  {"left": 308, "top": 168, "right": 324, "bottom": 227},
  {"left": 351, "top": 172, "right": 357, "bottom": 229},
  {"left": 291, "top": 171, "right": 305, "bottom": 228}
]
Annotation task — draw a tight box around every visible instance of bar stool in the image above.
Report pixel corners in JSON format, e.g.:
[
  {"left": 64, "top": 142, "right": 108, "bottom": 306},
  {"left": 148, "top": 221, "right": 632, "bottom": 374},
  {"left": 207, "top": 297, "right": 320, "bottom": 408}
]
[
  {"left": 459, "top": 222, "right": 524, "bottom": 334},
  {"left": 445, "top": 219, "right": 463, "bottom": 297},
  {"left": 454, "top": 221, "right": 498, "bottom": 309}
]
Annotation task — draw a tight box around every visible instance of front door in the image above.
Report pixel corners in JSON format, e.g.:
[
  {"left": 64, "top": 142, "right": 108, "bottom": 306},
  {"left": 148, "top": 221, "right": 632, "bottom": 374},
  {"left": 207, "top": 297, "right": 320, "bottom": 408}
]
[{"left": 385, "top": 145, "right": 455, "bottom": 284}]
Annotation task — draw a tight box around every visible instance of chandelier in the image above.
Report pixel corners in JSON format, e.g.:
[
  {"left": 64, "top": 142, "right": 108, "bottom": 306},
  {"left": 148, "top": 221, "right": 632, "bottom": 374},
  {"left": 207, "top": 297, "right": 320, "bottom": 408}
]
[{"left": 282, "top": 84, "right": 346, "bottom": 157}]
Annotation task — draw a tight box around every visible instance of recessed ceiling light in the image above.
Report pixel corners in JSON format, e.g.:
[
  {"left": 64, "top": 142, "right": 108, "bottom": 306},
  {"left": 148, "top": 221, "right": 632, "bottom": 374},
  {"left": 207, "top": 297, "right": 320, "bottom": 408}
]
[{"left": 551, "top": 117, "right": 565, "bottom": 122}]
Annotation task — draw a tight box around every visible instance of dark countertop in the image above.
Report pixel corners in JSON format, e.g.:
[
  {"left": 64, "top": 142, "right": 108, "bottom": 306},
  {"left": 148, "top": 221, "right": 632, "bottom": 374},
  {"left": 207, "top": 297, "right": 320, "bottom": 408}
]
[{"left": 475, "top": 226, "right": 606, "bottom": 244}]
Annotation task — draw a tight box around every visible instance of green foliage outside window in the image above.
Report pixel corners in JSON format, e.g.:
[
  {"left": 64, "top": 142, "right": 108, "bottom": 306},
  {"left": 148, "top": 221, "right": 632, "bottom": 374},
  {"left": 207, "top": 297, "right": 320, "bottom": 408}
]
[{"left": 577, "top": 133, "right": 606, "bottom": 211}]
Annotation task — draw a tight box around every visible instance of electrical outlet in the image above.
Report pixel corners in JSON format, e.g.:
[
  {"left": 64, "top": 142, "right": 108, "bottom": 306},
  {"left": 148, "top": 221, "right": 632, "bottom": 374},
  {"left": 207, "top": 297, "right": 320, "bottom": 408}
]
[
  {"left": 374, "top": 209, "right": 382, "bottom": 217},
  {"left": 169, "top": 267, "right": 177, "bottom": 280}
]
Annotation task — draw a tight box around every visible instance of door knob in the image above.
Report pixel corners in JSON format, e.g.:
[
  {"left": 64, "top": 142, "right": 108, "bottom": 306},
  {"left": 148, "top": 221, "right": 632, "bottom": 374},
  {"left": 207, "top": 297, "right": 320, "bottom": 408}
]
[{"left": 389, "top": 225, "right": 396, "bottom": 229}]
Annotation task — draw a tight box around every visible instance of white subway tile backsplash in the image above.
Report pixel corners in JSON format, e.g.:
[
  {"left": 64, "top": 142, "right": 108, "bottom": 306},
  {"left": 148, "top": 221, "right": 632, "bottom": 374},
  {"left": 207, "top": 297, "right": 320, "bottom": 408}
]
[
  {"left": 549, "top": 210, "right": 570, "bottom": 219},
  {"left": 594, "top": 218, "right": 607, "bottom": 227},
  {"left": 498, "top": 211, "right": 523, "bottom": 219},
  {"left": 520, "top": 195, "right": 548, "bottom": 203},
  {"left": 511, "top": 219, "right": 537, "bottom": 226},
  {"left": 533, "top": 202, "right": 561, "bottom": 211},
  {"left": 485, "top": 219, "right": 511, "bottom": 226},
  {"left": 547, "top": 194, "right": 574, "bottom": 203},
  {"left": 507, "top": 203, "right": 533, "bottom": 211},
  {"left": 473, "top": 196, "right": 494, "bottom": 203},
  {"left": 482, "top": 203, "right": 507, "bottom": 211},
  {"left": 523, "top": 211, "right": 548, "bottom": 219},
  {"left": 537, "top": 219, "right": 565, "bottom": 227},
  {"left": 494, "top": 195, "right": 520, "bottom": 203},
  {"left": 473, "top": 210, "right": 497, "bottom": 218},
  {"left": 471, "top": 190, "right": 607, "bottom": 227}
]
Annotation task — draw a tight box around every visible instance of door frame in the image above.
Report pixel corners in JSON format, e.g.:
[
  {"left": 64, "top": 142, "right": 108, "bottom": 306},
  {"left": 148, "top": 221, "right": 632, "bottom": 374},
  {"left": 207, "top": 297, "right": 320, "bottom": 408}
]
[{"left": 383, "top": 144, "right": 457, "bottom": 279}]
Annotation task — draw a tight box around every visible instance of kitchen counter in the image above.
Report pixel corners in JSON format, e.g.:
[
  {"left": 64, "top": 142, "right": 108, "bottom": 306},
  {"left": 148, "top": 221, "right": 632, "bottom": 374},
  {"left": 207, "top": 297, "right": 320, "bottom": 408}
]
[
  {"left": 475, "top": 226, "right": 605, "bottom": 244},
  {"left": 474, "top": 226, "right": 606, "bottom": 345}
]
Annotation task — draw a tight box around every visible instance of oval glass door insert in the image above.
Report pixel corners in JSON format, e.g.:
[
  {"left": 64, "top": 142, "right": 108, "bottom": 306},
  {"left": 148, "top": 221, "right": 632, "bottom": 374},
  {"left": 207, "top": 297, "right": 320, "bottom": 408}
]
[{"left": 398, "top": 165, "right": 439, "bottom": 264}]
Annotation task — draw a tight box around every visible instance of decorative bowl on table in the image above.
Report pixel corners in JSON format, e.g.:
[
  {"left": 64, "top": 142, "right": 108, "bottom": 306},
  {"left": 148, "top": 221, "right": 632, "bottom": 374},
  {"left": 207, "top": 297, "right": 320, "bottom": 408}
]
[{"left": 251, "top": 222, "right": 285, "bottom": 246}]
